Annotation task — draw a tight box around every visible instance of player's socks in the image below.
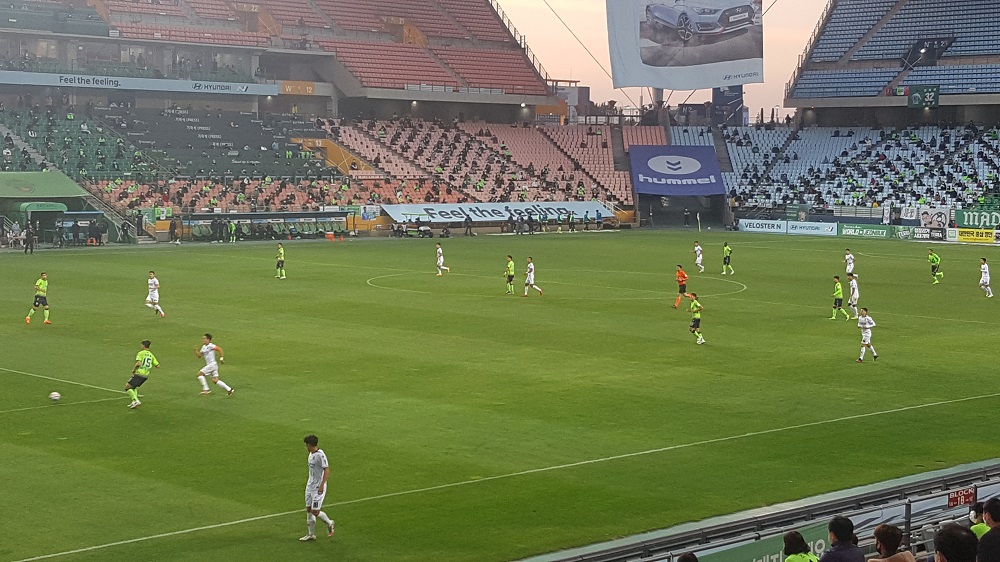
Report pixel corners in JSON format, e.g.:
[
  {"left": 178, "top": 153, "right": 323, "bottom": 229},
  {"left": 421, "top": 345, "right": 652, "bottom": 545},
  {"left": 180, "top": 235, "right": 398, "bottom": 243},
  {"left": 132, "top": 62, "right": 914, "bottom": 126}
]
[
  {"left": 841, "top": 309, "right": 851, "bottom": 319},
  {"left": 154, "top": 305, "right": 164, "bottom": 315},
  {"left": 145, "top": 303, "right": 155, "bottom": 310},
  {"left": 859, "top": 347, "right": 866, "bottom": 360},
  {"left": 830, "top": 309, "right": 837, "bottom": 319},
  {"left": 307, "top": 514, "right": 316, "bottom": 536},
  {"left": 870, "top": 346, "right": 878, "bottom": 359},
  {"left": 317, "top": 511, "right": 333, "bottom": 527},
  {"left": 43, "top": 310, "right": 50, "bottom": 321},
  {"left": 27, "top": 309, "right": 35, "bottom": 318},
  {"left": 674, "top": 295, "right": 682, "bottom": 308},
  {"left": 198, "top": 375, "right": 210, "bottom": 392},
  {"left": 216, "top": 380, "right": 232, "bottom": 392},
  {"left": 127, "top": 388, "right": 138, "bottom": 402}
]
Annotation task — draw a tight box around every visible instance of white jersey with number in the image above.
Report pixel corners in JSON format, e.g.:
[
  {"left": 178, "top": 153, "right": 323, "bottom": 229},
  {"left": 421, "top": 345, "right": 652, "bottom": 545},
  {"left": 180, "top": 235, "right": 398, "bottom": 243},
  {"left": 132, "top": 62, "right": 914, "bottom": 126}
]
[
  {"left": 694, "top": 245, "right": 703, "bottom": 264},
  {"left": 436, "top": 246, "right": 444, "bottom": 266},
  {"left": 525, "top": 262, "right": 535, "bottom": 285},
  {"left": 858, "top": 315, "right": 875, "bottom": 343},
  {"left": 306, "top": 449, "right": 329, "bottom": 490},
  {"left": 147, "top": 277, "right": 160, "bottom": 301},
  {"left": 200, "top": 343, "right": 219, "bottom": 367},
  {"left": 845, "top": 254, "right": 855, "bottom": 273},
  {"left": 982, "top": 264, "right": 991, "bottom": 284},
  {"left": 848, "top": 279, "right": 859, "bottom": 302}
]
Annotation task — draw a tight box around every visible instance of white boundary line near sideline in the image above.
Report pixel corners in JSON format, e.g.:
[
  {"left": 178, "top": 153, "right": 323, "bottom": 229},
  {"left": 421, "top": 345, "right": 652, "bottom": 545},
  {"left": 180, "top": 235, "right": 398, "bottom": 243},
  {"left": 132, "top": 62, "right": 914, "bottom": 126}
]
[
  {"left": 0, "top": 396, "right": 125, "bottom": 415},
  {"left": 0, "top": 367, "right": 125, "bottom": 395},
  {"left": 14, "top": 390, "right": 1000, "bottom": 562}
]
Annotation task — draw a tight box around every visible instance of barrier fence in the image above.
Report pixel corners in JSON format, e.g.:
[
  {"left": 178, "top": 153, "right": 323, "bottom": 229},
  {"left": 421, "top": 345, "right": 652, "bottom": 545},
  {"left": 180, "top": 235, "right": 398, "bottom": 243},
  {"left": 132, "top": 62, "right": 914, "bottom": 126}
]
[{"left": 736, "top": 220, "right": 999, "bottom": 244}]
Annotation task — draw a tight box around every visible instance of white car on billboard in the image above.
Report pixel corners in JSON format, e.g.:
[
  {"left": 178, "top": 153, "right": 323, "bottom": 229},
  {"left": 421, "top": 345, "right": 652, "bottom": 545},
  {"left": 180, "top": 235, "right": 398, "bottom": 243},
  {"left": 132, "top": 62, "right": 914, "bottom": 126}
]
[{"left": 645, "top": 0, "right": 757, "bottom": 43}]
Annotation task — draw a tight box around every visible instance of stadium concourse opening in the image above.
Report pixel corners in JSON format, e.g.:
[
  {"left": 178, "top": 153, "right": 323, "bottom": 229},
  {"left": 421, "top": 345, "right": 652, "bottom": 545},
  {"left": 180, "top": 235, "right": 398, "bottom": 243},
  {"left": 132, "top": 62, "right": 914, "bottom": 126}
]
[{"left": 0, "top": 171, "right": 122, "bottom": 244}]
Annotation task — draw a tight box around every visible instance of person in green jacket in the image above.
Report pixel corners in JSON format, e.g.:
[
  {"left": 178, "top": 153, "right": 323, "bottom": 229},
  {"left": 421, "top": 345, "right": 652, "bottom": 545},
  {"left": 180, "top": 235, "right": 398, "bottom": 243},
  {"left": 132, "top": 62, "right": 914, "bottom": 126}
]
[
  {"left": 971, "top": 503, "right": 991, "bottom": 539},
  {"left": 783, "top": 531, "right": 819, "bottom": 562}
]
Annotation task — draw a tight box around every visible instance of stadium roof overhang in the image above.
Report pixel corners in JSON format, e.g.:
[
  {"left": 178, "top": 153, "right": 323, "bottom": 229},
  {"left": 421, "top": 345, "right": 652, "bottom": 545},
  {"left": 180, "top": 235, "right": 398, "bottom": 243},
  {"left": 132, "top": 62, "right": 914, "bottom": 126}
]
[{"left": 785, "top": 93, "right": 1000, "bottom": 108}]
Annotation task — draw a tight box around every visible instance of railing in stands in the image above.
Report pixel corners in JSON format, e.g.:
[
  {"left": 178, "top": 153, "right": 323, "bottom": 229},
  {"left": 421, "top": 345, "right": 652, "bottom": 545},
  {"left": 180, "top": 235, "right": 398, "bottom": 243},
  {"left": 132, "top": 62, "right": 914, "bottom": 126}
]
[
  {"left": 785, "top": 0, "right": 837, "bottom": 99},
  {"left": 487, "top": 0, "right": 553, "bottom": 93}
]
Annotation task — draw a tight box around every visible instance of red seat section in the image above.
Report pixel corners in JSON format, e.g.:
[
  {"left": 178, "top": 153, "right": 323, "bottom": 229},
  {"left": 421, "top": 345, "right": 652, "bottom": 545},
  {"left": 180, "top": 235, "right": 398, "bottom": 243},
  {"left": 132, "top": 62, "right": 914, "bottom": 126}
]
[
  {"left": 432, "top": 47, "right": 548, "bottom": 96},
  {"left": 435, "top": 0, "right": 511, "bottom": 42},
  {"left": 184, "top": 0, "right": 237, "bottom": 20},
  {"left": 105, "top": 0, "right": 186, "bottom": 18},
  {"left": 318, "top": 41, "right": 460, "bottom": 90}
]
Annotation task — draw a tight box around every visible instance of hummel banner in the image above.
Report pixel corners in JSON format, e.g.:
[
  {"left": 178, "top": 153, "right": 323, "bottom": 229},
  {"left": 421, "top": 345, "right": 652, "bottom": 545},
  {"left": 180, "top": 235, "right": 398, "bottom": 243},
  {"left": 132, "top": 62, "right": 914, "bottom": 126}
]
[{"left": 629, "top": 145, "right": 726, "bottom": 196}]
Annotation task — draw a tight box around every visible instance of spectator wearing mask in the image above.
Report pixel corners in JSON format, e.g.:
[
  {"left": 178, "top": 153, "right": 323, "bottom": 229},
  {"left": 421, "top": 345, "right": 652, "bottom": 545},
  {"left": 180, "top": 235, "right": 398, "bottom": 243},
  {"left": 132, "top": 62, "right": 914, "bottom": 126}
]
[
  {"left": 870, "top": 524, "right": 915, "bottom": 562},
  {"left": 979, "top": 498, "right": 1000, "bottom": 562},
  {"left": 936, "top": 524, "right": 978, "bottom": 562}
]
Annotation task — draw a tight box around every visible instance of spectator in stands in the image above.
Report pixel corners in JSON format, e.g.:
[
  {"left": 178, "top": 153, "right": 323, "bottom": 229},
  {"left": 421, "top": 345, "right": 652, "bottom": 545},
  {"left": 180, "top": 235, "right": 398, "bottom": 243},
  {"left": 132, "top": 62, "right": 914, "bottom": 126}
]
[
  {"left": 870, "top": 524, "right": 914, "bottom": 562},
  {"left": 971, "top": 503, "right": 990, "bottom": 539},
  {"left": 818, "top": 516, "right": 863, "bottom": 562},
  {"left": 783, "top": 531, "right": 818, "bottom": 562},
  {"left": 979, "top": 498, "right": 1000, "bottom": 562},
  {"left": 936, "top": 524, "right": 978, "bottom": 562}
]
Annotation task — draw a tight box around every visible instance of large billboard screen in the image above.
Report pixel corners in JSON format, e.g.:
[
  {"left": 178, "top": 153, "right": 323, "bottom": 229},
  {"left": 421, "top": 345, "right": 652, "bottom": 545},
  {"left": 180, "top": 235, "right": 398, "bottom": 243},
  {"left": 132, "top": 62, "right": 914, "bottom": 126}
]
[
  {"left": 629, "top": 145, "right": 726, "bottom": 196},
  {"left": 607, "top": 0, "right": 764, "bottom": 90}
]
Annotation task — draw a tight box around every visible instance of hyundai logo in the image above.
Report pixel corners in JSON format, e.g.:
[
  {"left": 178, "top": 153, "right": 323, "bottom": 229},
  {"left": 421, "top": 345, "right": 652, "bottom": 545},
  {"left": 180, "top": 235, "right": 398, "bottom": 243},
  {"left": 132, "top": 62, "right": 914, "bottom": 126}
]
[{"left": 647, "top": 155, "right": 702, "bottom": 175}]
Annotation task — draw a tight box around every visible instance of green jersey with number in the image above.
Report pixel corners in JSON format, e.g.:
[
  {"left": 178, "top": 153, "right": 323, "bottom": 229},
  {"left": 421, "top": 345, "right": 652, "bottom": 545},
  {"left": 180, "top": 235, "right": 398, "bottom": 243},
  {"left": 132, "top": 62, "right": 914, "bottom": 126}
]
[
  {"left": 506, "top": 261, "right": 515, "bottom": 276},
  {"left": 928, "top": 253, "right": 941, "bottom": 266},
  {"left": 833, "top": 282, "right": 843, "bottom": 298},
  {"left": 35, "top": 278, "right": 48, "bottom": 296},
  {"left": 689, "top": 300, "right": 702, "bottom": 319},
  {"left": 135, "top": 350, "right": 159, "bottom": 376}
]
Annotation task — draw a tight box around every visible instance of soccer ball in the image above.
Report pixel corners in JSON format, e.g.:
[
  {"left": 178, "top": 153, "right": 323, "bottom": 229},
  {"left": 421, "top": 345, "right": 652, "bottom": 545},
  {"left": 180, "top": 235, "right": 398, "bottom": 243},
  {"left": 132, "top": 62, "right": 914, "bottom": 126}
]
[
  {"left": 49, "top": 391, "right": 61, "bottom": 401},
  {"left": 707, "top": 227, "right": 712, "bottom": 230}
]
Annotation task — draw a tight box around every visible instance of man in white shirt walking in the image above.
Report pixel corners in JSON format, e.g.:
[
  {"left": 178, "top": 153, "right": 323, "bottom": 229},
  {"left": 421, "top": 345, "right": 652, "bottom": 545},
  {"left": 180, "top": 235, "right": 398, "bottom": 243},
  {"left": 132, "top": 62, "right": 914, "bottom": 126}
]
[
  {"left": 856, "top": 308, "right": 879, "bottom": 363},
  {"left": 300, "top": 434, "right": 335, "bottom": 541}
]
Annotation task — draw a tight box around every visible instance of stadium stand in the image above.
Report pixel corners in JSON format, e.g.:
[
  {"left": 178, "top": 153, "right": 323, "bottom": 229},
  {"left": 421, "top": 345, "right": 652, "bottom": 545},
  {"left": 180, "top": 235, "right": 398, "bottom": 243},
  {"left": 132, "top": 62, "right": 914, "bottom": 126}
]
[
  {"left": 435, "top": 0, "right": 511, "bottom": 41},
  {"left": 853, "top": 0, "right": 1000, "bottom": 60},
  {"left": 432, "top": 47, "right": 548, "bottom": 95},
  {"left": 621, "top": 125, "right": 668, "bottom": 152},
  {"left": 792, "top": 69, "right": 900, "bottom": 98},
  {"left": 807, "top": 0, "right": 897, "bottom": 62},
  {"left": 114, "top": 24, "right": 271, "bottom": 47},
  {"left": 670, "top": 127, "right": 714, "bottom": 147},
  {"left": 0, "top": 1, "right": 110, "bottom": 36},
  {"left": 184, "top": 0, "right": 238, "bottom": 21},
  {"left": 902, "top": 65, "right": 1000, "bottom": 95},
  {"left": 318, "top": 41, "right": 460, "bottom": 89},
  {"left": 542, "top": 125, "right": 630, "bottom": 204},
  {"left": 725, "top": 124, "right": 1000, "bottom": 209}
]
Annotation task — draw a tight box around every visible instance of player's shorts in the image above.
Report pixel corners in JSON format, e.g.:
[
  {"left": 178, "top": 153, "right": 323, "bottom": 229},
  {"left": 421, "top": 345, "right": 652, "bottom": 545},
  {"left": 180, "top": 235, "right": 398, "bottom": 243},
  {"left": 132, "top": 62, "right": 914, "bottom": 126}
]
[
  {"left": 199, "top": 363, "right": 219, "bottom": 378},
  {"left": 127, "top": 374, "right": 148, "bottom": 388},
  {"left": 305, "top": 487, "right": 327, "bottom": 510},
  {"left": 276, "top": 260, "right": 285, "bottom": 269},
  {"left": 677, "top": 284, "right": 687, "bottom": 294},
  {"left": 931, "top": 265, "right": 939, "bottom": 274},
  {"left": 506, "top": 275, "right": 514, "bottom": 283},
  {"left": 981, "top": 276, "right": 991, "bottom": 286},
  {"left": 436, "top": 258, "right": 444, "bottom": 267},
  {"left": 695, "top": 256, "right": 703, "bottom": 265},
  {"left": 861, "top": 330, "right": 872, "bottom": 345},
  {"left": 848, "top": 298, "right": 858, "bottom": 306},
  {"left": 146, "top": 291, "right": 159, "bottom": 303},
  {"left": 723, "top": 256, "right": 731, "bottom": 265},
  {"left": 834, "top": 298, "right": 843, "bottom": 307},
  {"left": 689, "top": 318, "right": 701, "bottom": 330},
  {"left": 525, "top": 275, "right": 535, "bottom": 285},
  {"left": 32, "top": 295, "right": 47, "bottom": 307},
  {"left": 846, "top": 265, "right": 854, "bottom": 274}
]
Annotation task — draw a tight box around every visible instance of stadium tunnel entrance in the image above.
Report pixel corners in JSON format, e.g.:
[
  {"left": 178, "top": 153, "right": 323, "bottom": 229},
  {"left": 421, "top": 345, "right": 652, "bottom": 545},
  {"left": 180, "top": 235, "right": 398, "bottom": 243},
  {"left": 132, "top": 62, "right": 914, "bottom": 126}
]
[{"left": 638, "top": 194, "right": 726, "bottom": 229}]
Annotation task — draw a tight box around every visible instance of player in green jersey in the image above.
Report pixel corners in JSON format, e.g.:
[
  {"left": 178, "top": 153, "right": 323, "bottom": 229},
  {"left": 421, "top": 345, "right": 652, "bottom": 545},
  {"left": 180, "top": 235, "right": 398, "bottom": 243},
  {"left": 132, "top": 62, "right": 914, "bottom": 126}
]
[
  {"left": 928, "top": 249, "right": 944, "bottom": 284},
  {"left": 25, "top": 272, "right": 51, "bottom": 325},
  {"left": 722, "top": 243, "right": 735, "bottom": 275},
  {"left": 275, "top": 243, "right": 286, "bottom": 279},
  {"left": 830, "top": 275, "right": 850, "bottom": 320},
  {"left": 687, "top": 292, "right": 705, "bottom": 345},
  {"left": 126, "top": 340, "right": 160, "bottom": 409},
  {"left": 504, "top": 255, "right": 515, "bottom": 295}
]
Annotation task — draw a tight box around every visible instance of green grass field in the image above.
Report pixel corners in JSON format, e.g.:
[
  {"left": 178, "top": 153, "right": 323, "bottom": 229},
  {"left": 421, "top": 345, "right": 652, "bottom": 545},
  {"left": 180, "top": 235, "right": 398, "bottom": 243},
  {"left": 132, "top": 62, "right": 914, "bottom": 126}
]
[{"left": 2, "top": 230, "right": 998, "bottom": 562}]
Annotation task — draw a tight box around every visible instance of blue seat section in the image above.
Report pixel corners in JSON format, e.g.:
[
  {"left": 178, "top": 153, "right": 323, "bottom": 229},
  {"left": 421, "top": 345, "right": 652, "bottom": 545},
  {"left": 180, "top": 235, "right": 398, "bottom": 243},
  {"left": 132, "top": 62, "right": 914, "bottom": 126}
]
[
  {"left": 854, "top": 0, "right": 1000, "bottom": 60},
  {"left": 809, "top": 0, "right": 897, "bottom": 62},
  {"left": 903, "top": 65, "right": 1000, "bottom": 95},
  {"left": 792, "top": 69, "right": 899, "bottom": 98}
]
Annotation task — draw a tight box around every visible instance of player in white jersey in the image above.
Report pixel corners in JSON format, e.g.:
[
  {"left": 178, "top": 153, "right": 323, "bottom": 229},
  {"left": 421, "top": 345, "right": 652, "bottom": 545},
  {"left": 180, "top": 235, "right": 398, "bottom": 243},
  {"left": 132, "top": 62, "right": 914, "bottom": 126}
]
[
  {"left": 523, "top": 257, "right": 542, "bottom": 297},
  {"left": 193, "top": 333, "right": 234, "bottom": 396},
  {"left": 693, "top": 242, "right": 704, "bottom": 273},
  {"left": 844, "top": 249, "right": 856, "bottom": 276},
  {"left": 145, "top": 271, "right": 165, "bottom": 318},
  {"left": 435, "top": 243, "right": 450, "bottom": 276},
  {"left": 846, "top": 273, "right": 860, "bottom": 319},
  {"left": 981, "top": 258, "right": 994, "bottom": 298},
  {"left": 300, "top": 434, "right": 335, "bottom": 541},
  {"left": 855, "top": 308, "right": 878, "bottom": 363}
]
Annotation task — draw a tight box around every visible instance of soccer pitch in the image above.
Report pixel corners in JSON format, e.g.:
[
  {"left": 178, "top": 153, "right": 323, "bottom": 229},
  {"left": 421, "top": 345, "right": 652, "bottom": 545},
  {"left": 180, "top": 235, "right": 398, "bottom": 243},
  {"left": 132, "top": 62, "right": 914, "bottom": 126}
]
[{"left": 1, "top": 230, "right": 997, "bottom": 562}]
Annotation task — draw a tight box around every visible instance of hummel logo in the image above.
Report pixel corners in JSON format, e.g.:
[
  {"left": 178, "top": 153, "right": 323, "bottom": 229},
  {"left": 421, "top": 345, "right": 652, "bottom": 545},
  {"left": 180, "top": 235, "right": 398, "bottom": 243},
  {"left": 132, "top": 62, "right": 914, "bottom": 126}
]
[{"left": 647, "top": 155, "right": 702, "bottom": 175}]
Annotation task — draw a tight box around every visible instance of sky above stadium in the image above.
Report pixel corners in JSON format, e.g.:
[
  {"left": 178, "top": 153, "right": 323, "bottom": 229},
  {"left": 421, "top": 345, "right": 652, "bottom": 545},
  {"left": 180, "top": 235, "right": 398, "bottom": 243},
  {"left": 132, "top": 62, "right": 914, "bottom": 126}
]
[{"left": 497, "top": 0, "right": 828, "bottom": 116}]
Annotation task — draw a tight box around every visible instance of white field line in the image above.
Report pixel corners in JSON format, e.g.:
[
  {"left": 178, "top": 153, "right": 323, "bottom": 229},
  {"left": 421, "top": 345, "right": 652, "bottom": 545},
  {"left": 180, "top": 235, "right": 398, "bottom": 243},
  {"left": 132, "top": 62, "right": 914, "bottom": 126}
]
[
  {"left": 14, "top": 390, "right": 1000, "bottom": 562},
  {"left": 0, "top": 396, "right": 125, "bottom": 415},
  {"left": 0, "top": 367, "right": 125, "bottom": 394}
]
